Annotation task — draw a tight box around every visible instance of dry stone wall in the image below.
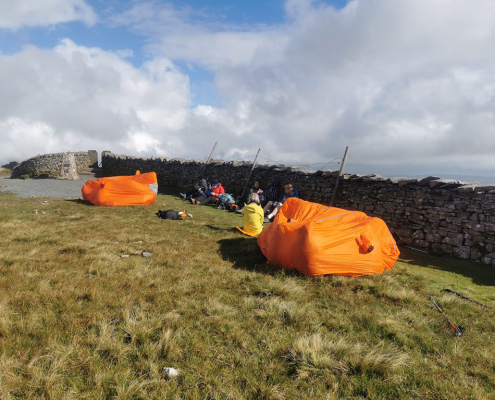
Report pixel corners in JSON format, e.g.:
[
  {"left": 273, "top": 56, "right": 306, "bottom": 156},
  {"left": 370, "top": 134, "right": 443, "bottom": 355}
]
[
  {"left": 102, "top": 153, "right": 495, "bottom": 264},
  {"left": 12, "top": 151, "right": 95, "bottom": 178},
  {"left": 337, "top": 176, "right": 495, "bottom": 265},
  {"left": 102, "top": 153, "right": 339, "bottom": 203}
]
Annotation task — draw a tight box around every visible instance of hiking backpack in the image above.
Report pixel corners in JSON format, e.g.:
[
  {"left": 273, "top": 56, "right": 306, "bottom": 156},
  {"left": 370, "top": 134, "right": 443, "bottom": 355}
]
[
  {"left": 157, "top": 210, "right": 183, "bottom": 220},
  {"left": 217, "top": 193, "right": 235, "bottom": 206}
]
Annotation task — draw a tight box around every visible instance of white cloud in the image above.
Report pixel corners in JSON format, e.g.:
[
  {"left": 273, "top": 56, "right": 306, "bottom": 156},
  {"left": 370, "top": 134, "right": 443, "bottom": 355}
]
[
  {"left": 284, "top": 0, "right": 314, "bottom": 19},
  {"left": 0, "top": 0, "right": 97, "bottom": 30},
  {"left": 121, "top": 131, "right": 165, "bottom": 154},
  {"left": 123, "top": 0, "right": 495, "bottom": 174},
  {"left": 2, "top": 0, "right": 495, "bottom": 179},
  {"left": 0, "top": 118, "right": 59, "bottom": 159},
  {"left": 0, "top": 39, "right": 191, "bottom": 164},
  {"left": 110, "top": 1, "right": 288, "bottom": 69}
]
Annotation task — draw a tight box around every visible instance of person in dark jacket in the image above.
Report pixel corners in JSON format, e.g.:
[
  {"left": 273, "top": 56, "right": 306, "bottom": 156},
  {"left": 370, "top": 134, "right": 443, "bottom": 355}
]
[
  {"left": 263, "top": 183, "right": 300, "bottom": 222},
  {"left": 193, "top": 179, "right": 226, "bottom": 205},
  {"left": 237, "top": 180, "right": 264, "bottom": 212},
  {"left": 263, "top": 177, "right": 280, "bottom": 205},
  {"left": 180, "top": 178, "right": 209, "bottom": 200}
]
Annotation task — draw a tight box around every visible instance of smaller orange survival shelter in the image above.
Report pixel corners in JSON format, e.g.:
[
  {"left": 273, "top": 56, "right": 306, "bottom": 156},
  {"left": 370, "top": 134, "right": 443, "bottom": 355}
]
[
  {"left": 82, "top": 171, "right": 158, "bottom": 206},
  {"left": 257, "top": 198, "right": 399, "bottom": 277}
]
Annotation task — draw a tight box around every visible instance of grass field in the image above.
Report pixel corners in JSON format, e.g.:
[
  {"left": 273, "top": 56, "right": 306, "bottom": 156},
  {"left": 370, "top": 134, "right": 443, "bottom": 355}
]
[{"left": 0, "top": 190, "right": 494, "bottom": 399}]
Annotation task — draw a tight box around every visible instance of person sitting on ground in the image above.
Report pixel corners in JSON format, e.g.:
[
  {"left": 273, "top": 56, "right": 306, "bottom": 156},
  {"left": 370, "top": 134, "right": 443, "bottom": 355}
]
[
  {"left": 249, "top": 180, "right": 264, "bottom": 203},
  {"left": 237, "top": 180, "right": 265, "bottom": 213},
  {"left": 250, "top": 180, "right": 263, "bottom": 195},
  {"left": 236, "top": 193, "right": 264, "bottom": 237},
  {"left": 263, "top": 183, "right": 300, "bottom": 223},
  {"left": 180, "top": 178, "right": 209, "bottom": 200},
  {"left": 262, "top": 177, "right": 280, "bottom": 207},
  {"left": 192, "top": 178, "right": 225, "bottom": 205}
]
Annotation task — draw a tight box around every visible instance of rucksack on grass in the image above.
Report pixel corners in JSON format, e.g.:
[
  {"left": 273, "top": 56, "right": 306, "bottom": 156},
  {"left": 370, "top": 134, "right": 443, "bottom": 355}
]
[{"left": 157, "top": 210, "right": 183, "bottom": 220}]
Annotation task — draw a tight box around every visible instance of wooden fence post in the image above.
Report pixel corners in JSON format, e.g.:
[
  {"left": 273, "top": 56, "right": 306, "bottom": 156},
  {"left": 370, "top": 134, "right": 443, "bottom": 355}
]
[
  {"left": 206, "top": 142, "right": 218, "bottom": 164},
  {"left": 241, "top": 149, "right": 261, "bottom": 200},
  {"left": 330, "top": 146, "right": 349, "bottom": 207}
]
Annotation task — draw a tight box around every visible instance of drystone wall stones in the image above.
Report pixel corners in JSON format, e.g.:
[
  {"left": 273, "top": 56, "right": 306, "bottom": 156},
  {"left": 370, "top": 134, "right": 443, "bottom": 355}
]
[
  {"left": 12, "top": 152, "right": 94, "bottom": 179},
  {"left": 418, "top": 176, "right": 440, "bottom": 186}
]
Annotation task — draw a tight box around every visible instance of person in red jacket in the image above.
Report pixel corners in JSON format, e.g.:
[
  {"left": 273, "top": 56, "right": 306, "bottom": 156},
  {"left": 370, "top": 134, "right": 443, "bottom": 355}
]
[{"left": 192, "top": 179, "right": 225, "bottom": 205}]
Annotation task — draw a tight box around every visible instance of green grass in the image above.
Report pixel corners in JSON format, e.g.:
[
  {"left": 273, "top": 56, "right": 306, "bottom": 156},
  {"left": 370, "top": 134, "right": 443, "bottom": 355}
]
[{"left": 0, "top": 190, "right": 494, "bottom": 399}]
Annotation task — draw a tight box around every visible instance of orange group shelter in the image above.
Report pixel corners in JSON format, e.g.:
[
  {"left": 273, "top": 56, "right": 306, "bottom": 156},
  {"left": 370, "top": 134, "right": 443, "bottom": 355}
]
[
  {"left": 82, "top": 171, "right": 158, "bottom": 206},
  {"left": 257, "top": 198, "right": 400, "bottom": 277}
]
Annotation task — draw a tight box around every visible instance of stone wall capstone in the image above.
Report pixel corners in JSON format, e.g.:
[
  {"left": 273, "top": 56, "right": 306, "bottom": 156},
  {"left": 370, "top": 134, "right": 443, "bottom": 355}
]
[
  {"left": 11, "top": 151, "right": 94, "bottom": 178},
  {"left": 101, "top": 152, "right": 495, "bottom": 264}
]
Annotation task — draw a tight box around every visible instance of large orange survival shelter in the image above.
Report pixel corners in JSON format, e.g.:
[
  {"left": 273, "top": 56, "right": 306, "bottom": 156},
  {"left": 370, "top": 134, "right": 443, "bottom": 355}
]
[
  {"left": 257, "top": 198, "right": 399, "bottom": 277},
  {"left": 82, "top": 171, "right": 158, "bottom": 206}
]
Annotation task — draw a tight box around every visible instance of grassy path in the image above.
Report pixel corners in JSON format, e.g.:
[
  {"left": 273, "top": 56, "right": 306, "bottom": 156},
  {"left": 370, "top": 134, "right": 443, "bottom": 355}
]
[{"left": 0, "top": 192, "right": 494, "bottom": 399}]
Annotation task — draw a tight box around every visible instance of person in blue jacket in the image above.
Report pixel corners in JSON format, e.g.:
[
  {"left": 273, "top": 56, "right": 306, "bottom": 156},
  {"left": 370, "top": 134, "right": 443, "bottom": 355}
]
[{"left": 263, "top": 183, "right": 300, "bottom": 223}]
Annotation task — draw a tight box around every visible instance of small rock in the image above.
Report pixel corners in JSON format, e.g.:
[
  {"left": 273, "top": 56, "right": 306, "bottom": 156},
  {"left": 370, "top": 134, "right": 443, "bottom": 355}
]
[
  {"left": 133, "top": 250, "right": 143, "bottom": 255},
  {"left": 120, "top": 255, "right": 130, "bottom": 259},
  {"left": 187, "top": 213, "right": 193, "bottom": 218},
  {"left": 33, "top": 209, "right": 38, "bottom": 214},
  {"left": 41, "top": 201, "right": 49, "bottom": 205},
  {"left": 133, "top": 241, "right": 143, "bottom": 244},
  {"left": 163, "top": 367, "right": 180, "bottom": 377},
  {"left": 142, "top": 251, "right": 152, "bottom": 257}
]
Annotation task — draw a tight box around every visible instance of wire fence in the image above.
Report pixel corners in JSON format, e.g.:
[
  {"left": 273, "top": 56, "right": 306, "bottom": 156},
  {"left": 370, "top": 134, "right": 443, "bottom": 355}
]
[{"left": 202, "top": 153, "right": 342, "bottom": 172}]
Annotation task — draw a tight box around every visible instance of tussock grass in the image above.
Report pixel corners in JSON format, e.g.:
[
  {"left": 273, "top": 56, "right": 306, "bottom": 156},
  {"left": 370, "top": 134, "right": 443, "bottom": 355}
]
[
  {"left": 0, "top": 191, "right": 494, "bottom": 398},
  {"left": 0, "top": 167, "right": 11, "bottom": 177},
  {"left": 287, "top": 333, "right": 407, "bottom": 378}
]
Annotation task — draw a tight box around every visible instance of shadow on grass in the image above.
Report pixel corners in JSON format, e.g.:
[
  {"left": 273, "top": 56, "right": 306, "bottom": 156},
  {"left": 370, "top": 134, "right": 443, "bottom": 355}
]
[
  {"left": 64, "top": 199, "right": 94, "bottom": 206},
  {"left": 218, "top": 237, "right": 302, "bottom": 277},
  {"left": 399, "top": 247, "right": 495, "bottom": 287}
]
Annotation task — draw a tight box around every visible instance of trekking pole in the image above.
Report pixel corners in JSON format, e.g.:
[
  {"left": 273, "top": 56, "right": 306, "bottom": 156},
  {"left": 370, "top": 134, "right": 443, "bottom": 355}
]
[
  {"left": 442, "top": 289, "right": 491, "bottom": 310},
  {"left": 429, "top": 297, "right": 466, "bottom": 337}
]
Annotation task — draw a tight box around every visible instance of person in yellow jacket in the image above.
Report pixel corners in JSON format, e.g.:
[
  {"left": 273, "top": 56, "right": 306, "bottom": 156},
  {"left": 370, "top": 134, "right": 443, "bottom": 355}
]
[{"left": 236, "top": 193, "right": 264, "bottom": 237}]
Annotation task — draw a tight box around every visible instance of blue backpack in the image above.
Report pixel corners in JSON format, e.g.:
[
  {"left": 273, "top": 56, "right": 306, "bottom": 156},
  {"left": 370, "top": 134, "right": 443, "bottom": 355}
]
[{"left": 218, "top": 193, "right": 235, "bottom": 205}]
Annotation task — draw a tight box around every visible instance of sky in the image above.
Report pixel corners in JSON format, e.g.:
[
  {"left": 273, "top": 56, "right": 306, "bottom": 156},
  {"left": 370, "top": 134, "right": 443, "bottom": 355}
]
[{"left": 0, "top": 0, "right": 495, "bottom": 181}]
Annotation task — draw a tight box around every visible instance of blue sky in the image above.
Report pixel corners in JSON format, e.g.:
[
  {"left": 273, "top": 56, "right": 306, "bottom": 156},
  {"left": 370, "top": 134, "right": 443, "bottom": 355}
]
[
  {"left": 0, "top": 0, "right": 494, "bottom": 181},
  {"left": 0, "top": 0, "right": 349, "bottom": 107}
]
